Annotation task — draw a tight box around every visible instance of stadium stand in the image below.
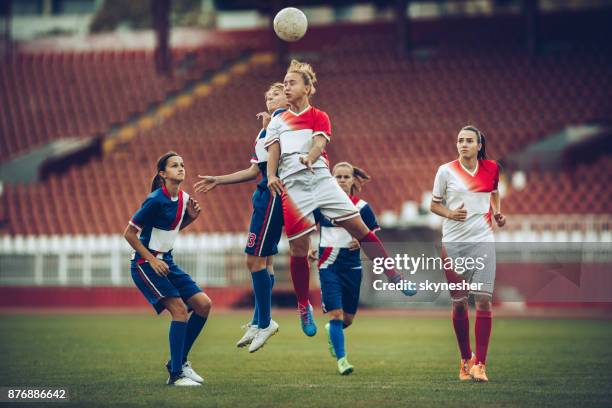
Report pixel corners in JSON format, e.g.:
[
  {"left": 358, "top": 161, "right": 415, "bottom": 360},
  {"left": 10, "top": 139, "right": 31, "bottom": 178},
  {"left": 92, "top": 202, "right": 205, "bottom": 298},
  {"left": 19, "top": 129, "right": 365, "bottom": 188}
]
[{"left": 1, "top": 20, "right": 611, "bottom": 235}]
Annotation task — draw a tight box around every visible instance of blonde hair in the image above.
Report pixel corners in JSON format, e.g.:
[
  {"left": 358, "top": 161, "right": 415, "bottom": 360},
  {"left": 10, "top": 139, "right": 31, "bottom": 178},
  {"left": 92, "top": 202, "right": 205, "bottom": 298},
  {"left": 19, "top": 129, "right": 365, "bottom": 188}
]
[
  {"left": 332, "top": 161, "right": 371, "bottom": 196},
  {"left": 265, "top": 82, "right": 284, "bottom": 100},
  {"left": 286, "top": 59, "right": 317, "bottom": 96}
]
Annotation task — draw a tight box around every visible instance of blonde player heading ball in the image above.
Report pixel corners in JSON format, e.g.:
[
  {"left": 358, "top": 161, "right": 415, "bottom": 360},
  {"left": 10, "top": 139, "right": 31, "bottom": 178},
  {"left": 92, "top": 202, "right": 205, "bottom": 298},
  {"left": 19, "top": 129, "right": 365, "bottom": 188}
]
[
  {"left": 430, "top": 126, "right": 506, "bottom": 382},
  {"left": 264, "top": 59, "right": 416, "bottom": 337}
]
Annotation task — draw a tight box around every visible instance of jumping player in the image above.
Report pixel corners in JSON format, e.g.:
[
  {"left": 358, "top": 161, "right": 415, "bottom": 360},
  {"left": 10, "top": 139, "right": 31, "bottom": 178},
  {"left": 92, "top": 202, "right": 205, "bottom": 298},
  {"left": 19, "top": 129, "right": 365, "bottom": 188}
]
[
  {"left": 310, "top": 162, "right": 379, "bottom": 375},
  {"left": 194, "top": 83, "right": 287, "bottom": 352},
  {"left": 265, "top": 60, "right": 415, "bottom": 337},
  {"left": 124, "top": 151, "right": 211, "bottom": 386},
  {"left": 430, "top": 126, "right": 506, "bottom": 382}
]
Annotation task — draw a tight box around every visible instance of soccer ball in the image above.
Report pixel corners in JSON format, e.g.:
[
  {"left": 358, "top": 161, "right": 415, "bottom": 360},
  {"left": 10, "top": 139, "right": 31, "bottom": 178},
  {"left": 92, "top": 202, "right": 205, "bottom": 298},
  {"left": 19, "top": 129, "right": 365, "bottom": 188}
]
[{"left": 273, "top": 7, "right": 308, "bottom": 42}]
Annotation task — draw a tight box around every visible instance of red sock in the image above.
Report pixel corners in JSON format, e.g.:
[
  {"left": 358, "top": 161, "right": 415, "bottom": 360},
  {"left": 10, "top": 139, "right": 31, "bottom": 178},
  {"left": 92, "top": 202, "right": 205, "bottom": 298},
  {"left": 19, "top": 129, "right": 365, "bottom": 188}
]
[
  {"left": 358, "top": 231, "right": 398, "bottom": 279},
  {"left": 290, "top": 256, "right": 310, "bottom": 307},
  {"left": 452, "top": 308, "right": 472, "bottom": 360},
  {"left": 475, "top": 310, "right": 492, "bottom": 364}
]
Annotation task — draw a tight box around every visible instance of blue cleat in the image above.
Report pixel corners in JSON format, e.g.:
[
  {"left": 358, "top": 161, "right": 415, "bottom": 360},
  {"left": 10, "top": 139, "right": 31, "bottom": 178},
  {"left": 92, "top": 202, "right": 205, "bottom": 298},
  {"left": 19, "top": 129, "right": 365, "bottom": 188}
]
[
  {"left": 298, "top": 303, "right": 317, "bottom": 336},
  {"left": 389, "top": 274, "right": 417, "bottom": 296}
]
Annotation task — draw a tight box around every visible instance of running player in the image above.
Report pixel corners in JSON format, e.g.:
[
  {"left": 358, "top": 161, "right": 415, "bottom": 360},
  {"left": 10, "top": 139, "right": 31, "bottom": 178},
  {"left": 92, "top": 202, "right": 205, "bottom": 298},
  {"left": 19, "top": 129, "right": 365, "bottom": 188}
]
[
  {"left": 310, "top": 162, "right": 379, "bottom": 375},
  {"left": 430, "top": 126, "right": 506, "bottom": 382},
  {"left": 124, "top": 151, "right": 211, "bottom": 386},
  {"left": 194, "top": 83, "right": 287, "bottom": 352},
  {"left": 265, "top": 60, "right": 414, "bottom": 337}
]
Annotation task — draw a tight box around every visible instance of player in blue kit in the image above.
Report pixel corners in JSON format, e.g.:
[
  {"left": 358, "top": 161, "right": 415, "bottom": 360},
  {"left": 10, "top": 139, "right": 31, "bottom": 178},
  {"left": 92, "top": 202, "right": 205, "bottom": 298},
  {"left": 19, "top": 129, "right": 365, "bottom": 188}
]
[
  {"left": 124, "top": 151, "right": 211, "bottom": 386},
  {"left": 310, "top": 162, "right": 380, "bottom": 375},
  {"left": 194, "top": 83, "right": 287, "bottom": 352},
  {"left": 310, "top": 162, "right": 381, "bottom": 375}
]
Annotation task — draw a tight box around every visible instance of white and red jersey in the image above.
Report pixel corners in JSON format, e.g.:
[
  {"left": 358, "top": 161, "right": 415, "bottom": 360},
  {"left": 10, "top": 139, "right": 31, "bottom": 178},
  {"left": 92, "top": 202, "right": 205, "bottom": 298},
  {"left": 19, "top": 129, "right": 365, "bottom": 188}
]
[
  {"left": 263, "top": 105, "right": 331, "bottom": 180},
  {"left": 432, "top": 159, "right": 499, "bottom": 243}
]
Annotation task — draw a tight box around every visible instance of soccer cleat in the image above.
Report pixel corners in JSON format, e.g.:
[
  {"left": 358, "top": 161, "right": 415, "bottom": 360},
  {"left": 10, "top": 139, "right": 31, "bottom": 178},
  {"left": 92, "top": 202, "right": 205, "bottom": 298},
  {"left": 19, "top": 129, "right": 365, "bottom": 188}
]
[
  {"left": 469, "top": 362, "right": 489, "bottom": 382},
  {"left": 165, "top": 360, "right": 204, "bottom": 384},
  {"left": 236, "top": 323, "right": 259, "bottom": 348},
  {"left": 181, "top": 361, "right": 204, "bottom": 383},
  {"left": 337, "top": 356, "right": 354, "bottom": 375},
  {"left": 298, "top": 303, "right": 317, "bottom": 337},
  {"left": 248, "top": 320, "right": 279, "bottom": 353},
  {"left": 166, "top": 373, "right": 202, "bottom": 386},
  {"left": 324, "top": 322, "right": 336, "bottom": 358},
  {"left": 389, "top": 274, "right": 417, "bottom": 296},
  {"left": 459, "top": 353, "right": 476, "bottom": 381}
]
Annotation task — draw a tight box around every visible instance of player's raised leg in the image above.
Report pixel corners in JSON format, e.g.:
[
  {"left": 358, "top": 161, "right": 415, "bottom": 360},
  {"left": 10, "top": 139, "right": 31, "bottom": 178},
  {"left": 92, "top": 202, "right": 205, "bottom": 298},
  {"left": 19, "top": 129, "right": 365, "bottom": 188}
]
[{"left": 336, "top": 211, "right": 416, "bottom": 297}]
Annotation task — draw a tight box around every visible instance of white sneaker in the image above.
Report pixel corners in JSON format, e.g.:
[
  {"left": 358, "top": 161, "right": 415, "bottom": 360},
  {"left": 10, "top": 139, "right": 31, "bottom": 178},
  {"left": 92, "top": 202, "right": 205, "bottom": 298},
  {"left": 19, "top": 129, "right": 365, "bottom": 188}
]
[
  {"left": 166, "top": 373, "right": 202, "bottom": 386},
  {"left": 236, "top": 323, "right": 259, "bottom": 348},
  {"left": 248, "top": 320, "right": 279, "bottom": 353},
  {"left": 182, "top": 361, "right": 204, "bottom": 383}
]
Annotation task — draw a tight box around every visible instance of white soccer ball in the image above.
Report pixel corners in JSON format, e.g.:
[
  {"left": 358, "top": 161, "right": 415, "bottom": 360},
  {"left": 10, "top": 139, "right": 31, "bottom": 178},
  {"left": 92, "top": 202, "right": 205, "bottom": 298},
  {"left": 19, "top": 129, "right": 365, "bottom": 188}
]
[{"left": 273, "top": 7, "right": 308, "bottom": 42}]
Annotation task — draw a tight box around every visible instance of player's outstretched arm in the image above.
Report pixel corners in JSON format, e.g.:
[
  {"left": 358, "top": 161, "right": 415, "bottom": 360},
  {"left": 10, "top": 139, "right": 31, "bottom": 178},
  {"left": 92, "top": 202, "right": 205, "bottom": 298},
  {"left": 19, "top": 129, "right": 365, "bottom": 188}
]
[
  {"left": 194, "top": 164, "right": 260, "bottom": 193},
  {"left": 430, "top": 201, "right": 467, "bottom": 222}
]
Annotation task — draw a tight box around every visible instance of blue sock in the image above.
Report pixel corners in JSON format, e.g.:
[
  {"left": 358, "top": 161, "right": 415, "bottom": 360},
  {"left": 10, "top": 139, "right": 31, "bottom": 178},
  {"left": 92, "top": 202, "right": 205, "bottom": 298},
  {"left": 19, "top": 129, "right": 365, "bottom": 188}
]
[
  {"left": 251, "top": 268, "right": 271, "bottom": 329},
  {"left": 169, "top": 321, "right": 187, "bottom": 375},
  {"left": 251, "top": 294, "right": 259, "bottom": 327},
  {"left": 269, "top": 274, "right": 275, "bottom": 307},
  {"left": 329, "top": 319, "right": 346, "bottom": 359},
  {"left": 182, "top": 313, "right": 207, "bottom": 363}
]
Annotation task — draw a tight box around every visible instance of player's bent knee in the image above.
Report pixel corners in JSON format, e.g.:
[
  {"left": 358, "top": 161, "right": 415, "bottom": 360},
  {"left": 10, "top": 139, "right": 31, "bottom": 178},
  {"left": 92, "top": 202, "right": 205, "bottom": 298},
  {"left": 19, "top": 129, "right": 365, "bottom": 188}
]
[
  {"left": 191, "top": 293, "right": 212, "bottom": 317},
  {"left": 328, "top": 309, "right": 343, "bottom": 321},
  {"left": 475, "top": 295, "right": 492, "bottom": 311},
  {"left": 165, "top": 299, "right": 189, "bottom": 321},
  {"left": 452, "top": 299, "right": 468, "bottom": 314},
  {"left": 289, "top": 235, "right": 310, "bottom": 257},
  {"left": 246, "top": 255, "right": 267, "bottom": 272}
]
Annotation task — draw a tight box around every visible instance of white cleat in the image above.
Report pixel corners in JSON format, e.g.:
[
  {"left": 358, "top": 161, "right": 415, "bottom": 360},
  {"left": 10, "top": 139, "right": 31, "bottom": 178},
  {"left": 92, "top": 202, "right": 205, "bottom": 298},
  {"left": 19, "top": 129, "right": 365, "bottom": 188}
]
[
  {"left": 236, "top": 323, "right": 259, "bottom": 348},
  {"left": 248, "top": 320, "right": 279, "bottom": 353},
  {"left": 182, "top": 361, "right": 204, "bottom": 383},
  {"left": 166, "top": 373, "right": 202, "bottom": 386}
]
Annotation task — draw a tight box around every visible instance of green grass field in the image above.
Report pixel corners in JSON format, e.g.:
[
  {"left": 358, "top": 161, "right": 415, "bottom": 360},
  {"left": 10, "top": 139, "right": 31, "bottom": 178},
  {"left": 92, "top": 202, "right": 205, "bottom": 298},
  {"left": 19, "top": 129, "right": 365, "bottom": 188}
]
[{"left": 1, "top": 311, "right": 611, "bottom": 407}]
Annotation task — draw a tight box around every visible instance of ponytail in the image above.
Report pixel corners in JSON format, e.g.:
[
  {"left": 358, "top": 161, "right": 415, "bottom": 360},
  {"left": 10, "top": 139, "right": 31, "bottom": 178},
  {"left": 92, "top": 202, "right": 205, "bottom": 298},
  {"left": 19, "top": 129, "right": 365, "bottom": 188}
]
[
  {"left": 461, "top": 125, "right": 487, "bottom": 160},
  {"left": 150, "top": 174, "right": 164, "bottom": 192},
  {"left": 151, "top": 151, "right": 179, "bottom": 192},
  {"left": 333, "top": 161, "right": 371, "bottom": 196},
  {"left": 478, "top": 133, "right": 487, "bottom": 160}
]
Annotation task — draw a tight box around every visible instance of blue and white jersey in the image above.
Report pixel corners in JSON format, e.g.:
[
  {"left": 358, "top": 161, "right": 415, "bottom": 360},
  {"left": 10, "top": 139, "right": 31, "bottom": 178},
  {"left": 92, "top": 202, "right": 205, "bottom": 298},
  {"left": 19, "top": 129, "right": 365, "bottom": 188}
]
[
  {"left": 129, "top": 185, "right": 189, "bottom": 263},
  {"left": 251, "top": 108, "right": 287, "bottom": 189},
  {"left": 316, "top": 196, "right": 380, "bottom": 269}
]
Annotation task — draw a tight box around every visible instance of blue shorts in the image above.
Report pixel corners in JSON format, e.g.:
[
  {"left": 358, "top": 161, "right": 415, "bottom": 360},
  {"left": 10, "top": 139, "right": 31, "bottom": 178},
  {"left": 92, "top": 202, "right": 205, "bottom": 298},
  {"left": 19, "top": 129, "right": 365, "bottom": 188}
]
[
  {"left": 319, "top": 265, "right": 362, "bottom": 315},
  {"left": 131, "top": 258, "right": 203, "bottom": 314},
  {"left": 244, "top": 187, "right": 283, "bottom": 257}
]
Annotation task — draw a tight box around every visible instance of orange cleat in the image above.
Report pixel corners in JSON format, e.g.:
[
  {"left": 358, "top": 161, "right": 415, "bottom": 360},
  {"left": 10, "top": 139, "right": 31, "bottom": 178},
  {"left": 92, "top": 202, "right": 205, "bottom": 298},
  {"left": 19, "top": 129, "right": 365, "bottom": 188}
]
[
  {"left": 469, "top": 362, "right": 489, "bottom": 382},
  {"left": 459, "top": 354, "right": 476, "bottom": 381}
]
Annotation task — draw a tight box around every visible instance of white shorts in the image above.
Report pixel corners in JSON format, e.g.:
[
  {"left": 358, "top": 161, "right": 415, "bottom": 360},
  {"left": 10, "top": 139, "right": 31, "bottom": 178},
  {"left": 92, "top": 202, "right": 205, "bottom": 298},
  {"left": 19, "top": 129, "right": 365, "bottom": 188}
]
[
  {"left": 281, "top": 168, "right": 360, "bottom": 240},
  {"left": 441, "top": 241, "right": 496, "bottom": 299}
]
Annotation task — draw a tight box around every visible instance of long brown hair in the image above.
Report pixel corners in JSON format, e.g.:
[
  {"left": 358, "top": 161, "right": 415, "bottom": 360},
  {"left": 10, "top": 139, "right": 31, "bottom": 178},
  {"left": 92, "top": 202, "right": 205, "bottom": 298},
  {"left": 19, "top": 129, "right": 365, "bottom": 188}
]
[
  {"left": 332, "top": 161, "right": 371, "bottom": 196},
  {"left": 151, "top": 151, "right": 179, "bottom": 192}
]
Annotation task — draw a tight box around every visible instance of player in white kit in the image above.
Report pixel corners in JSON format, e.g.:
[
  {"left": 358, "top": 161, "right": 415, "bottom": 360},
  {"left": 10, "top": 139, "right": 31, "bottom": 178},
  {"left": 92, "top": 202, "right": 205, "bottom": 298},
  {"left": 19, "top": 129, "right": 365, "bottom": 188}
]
[
  {"left": 265, "top": 60, "right": 413, "bottom": 337},
  {"left": 430, "top": 125, "right": 507, "bottom": 382}
]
